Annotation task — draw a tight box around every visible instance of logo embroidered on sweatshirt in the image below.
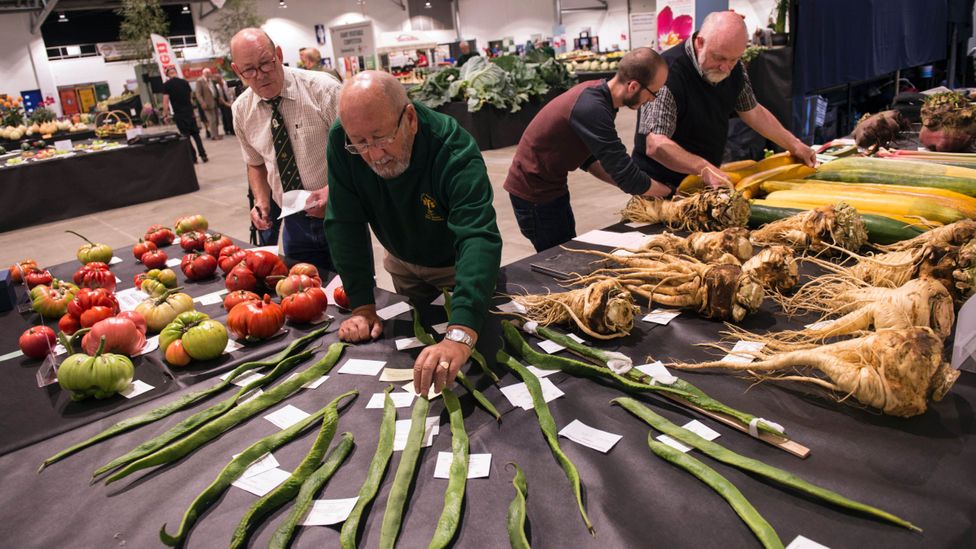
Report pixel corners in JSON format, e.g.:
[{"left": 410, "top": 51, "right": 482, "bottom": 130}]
[{"left": 422, "top": 193, "right": 444, "bottom": 221}]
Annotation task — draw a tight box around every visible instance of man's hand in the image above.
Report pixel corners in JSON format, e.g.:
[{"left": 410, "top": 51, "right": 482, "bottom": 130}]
[
  {"left": 789, "top": 143, "right": 819, "bottom": 168},
  {"left": 701, "top": 165, "right": 734, "bottom": 189},
  {"left": 250, "top": 202, "right": 273, "bottom": 230},
  {"left": 303, "top": 186, "right": 329, "bottom": 218},
  {"left": 337, "top": 305, "right": 383, "bottom": 342},
  {"left": 414, "top": 339, "right": 471, "bottom": 396}
]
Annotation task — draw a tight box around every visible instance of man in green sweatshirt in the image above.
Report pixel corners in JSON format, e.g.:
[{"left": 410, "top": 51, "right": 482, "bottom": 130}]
[{"left": 324, "top": 70, "right": 502, "bottom": 395}]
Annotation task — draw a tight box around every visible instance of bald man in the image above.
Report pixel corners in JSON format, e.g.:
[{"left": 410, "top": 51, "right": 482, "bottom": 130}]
[
  {"left": 634, "top": 10, "right": 816, "bottom": 192},
  {"left": 324, "top": 71, "right": 502, "bottom": 396},
  {"left": 230, "top": 28, "right": 339, "bottom": 271}
]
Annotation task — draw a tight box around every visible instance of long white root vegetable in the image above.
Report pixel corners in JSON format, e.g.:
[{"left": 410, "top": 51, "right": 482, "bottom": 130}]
[
  {"left": 509, "top": 279, "right": 639, "bottom": 339},
  {"left": 878, "top": 219, "right": 976, "bottom": 252},
  {"left": 621, "top": 189, "right": 751, "bottom": 232},
  {"left": 725, "top": 276, "right": 955, "bottom": 351},
  {"left": 750, "top": 203, "right": 868, "bottom": 253},
  {"left": 741, "top": 246, "right": 798, "bottom": 293},
  {"left": 673, "top": 327, "right": 958, "bottom": 418},
  {"left": 627, "top": 228, "right": 753, "bottom": 264}
]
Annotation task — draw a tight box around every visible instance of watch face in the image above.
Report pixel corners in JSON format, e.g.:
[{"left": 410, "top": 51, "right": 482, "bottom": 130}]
[{"left": 447, "top": 329, "right": 472, "bottom": 346}]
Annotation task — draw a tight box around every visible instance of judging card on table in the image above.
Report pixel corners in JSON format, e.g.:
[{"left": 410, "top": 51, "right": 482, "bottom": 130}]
[
  {"left": 233, "top": 452, "right": 280, "bottom": 479},
  {"left": 337, "top": 358, "right": 386, "bottom": 376},
  {"left": 433, "top": 452, "right": 492, "bottom": 479},
  {"left": 786, "top": 535, "right": 830, "bottom": 549},
  {"left": 366, "top": 391, "right": 415, "bottom": 409},
  {"left": 635, "top": 361, "right": 677, "bottom": 385},
  {"left": 232, "top": 467, "right": 291, "bottom": 497},
  {"left": 656, "top": 434, "right": 693, "bottom": 453},
  {"left": 395, "top": 337, "right": 426, "bottom": 351},
  {"left": 120, "top": 380, "right": 154, "bottom": 399},
  {"left": 500, "top": 378, "right": 564, "bottom": 410},
  {"left": 376, "top": 301, "right": 412, "bottom": 320},
  {"left": 642, "top": 309, "right": 681, "bottom": 325},
  {"left": 558, "top": 419, "right": 622, "bottom": 453},
  {"left": 393, "top": 417, "right": 439, "bottom": 451},
  {"left": 300, "top": 497, "right": 360, "bottom": 526},
  {"left": 721, "top": 341, "right": 765, "bottom": 364},
  {"left": 402, "top": 381, "right": 441, "bottom": 399},
  {"left": 682, "top": 420, "right": 720, "bottom": 441},
  {"left": 380, "top": 368, "right": 415, "bottom": 382},
  {"left": 264, "top": 405, "right": 310, "bottom": 430}
]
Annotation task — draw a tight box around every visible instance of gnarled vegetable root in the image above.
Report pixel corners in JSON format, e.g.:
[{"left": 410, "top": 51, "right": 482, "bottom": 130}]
[
  {"left": 625, "top": 228, "right": 753, "bottom": 264},
  {"left": 750, "top": 202, "right": 868, "bottom": 253},
  {"left": 509, "top": 279, "right": 638, "bottom": 339},
  {"left": 621, "top": 189, "right": 751, "bottom": 231},
  {"left": 741, "top": 245, "right": 798, "bottom": 293}
]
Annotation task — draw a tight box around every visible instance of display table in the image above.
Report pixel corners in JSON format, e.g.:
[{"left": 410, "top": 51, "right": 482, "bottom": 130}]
[
  {"left": 0, "top": 138, "right": 199, "bottom": 232},
  {"left": 436, "top": 90, "right": 561, "bottom": 150},
  {"left": 0, "top": 224, "right": 973, "bottom": 548},
  {"left": 0, "top": 128, "right": 97, "bottom": 151}
]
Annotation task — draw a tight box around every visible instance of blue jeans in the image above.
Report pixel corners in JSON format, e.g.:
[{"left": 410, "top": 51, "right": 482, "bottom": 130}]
[
  {"left": 258, "top": 200, "right": 333, "bottom": 272},
  {"left": 510, "top": 193, "right": 576, "bottom": 253}
]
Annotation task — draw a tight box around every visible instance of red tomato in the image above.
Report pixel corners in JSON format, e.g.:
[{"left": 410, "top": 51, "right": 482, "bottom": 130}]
[
  {"left": 275, "top": 274, "right": 322, "bottom": 298},
  {"left": 288, "top": 263, "right": 321, "bottom": 282},
  {"left": 244, "top": 250, "right": 288, "bottom": 286},
  {"left": 227, "top": 294, "right": 285, "bottom": 340},
  {"left": 218, "top": 246, "right": 249, "bottom": 274},
  {"left": 8, "top": 259, "right": 38, "bottom": 283},
  {"left": 224, "top": 263, "right": 258, "bottom": 292},
  {"left": 224, "top": 290, "right": 261, "bottom": 311},
  {"left": 203, "top": 233, "right": 234, "bottom": 257},
  {"left": 281, "top": 287, "right": 328, "bottom": 323},
  {"left": 19, "top": 326, "right": 56, "bottom": 359},
  {"left": 117, "top": 310, "right": 147, "bottom": 335},
  {"left": 164, "top": 339, "right": 192, "bottom": 367},
  {"left": 80, "top": 305, "right": 116, "bottom": 328},
  {"left": 59, "top": 313, "right": 81, "bottom": 335},
  {"left": 144, "top": 225, "right": 176, "bottom": 247},
  {"left": 24, "top": 268, "right": 54, "bottom": 289},
  {"left": 181, "top": 252, "right": 218, "bottom": 281},
  {"left": 72, "top": 262, "right": 117, "bottom": 292},
  {"left": 334, "top": 286, "right": 350, "bottom": 309},
  {"left": 141, "top": 249, "right": 168, "bottom": 269},
  {"left": 133, "top": 239, "right": 157, "bottom": 261},
  {"left": 179, "top": 230, "right": 207, "bottom": 252},
  {"left": 67, "top": 287, "right": 120, "bottom": 320}
]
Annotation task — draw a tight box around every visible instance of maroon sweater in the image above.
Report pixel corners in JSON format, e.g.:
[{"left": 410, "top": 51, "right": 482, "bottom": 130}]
[{"left": 504, "top": 80, "right": 651, "bottom": 204}]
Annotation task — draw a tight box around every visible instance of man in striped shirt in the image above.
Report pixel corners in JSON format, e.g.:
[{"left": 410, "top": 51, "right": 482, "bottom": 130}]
[{"left": 230, "top": 28, "right": 340, "bottom": 271}]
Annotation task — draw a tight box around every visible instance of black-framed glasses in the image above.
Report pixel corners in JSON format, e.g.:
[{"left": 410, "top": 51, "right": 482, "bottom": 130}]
[
  {"left": 344, "top": 104, "right": 409, "bottom": 155},
  {"left": 238, "top": 57, "right": 277, "bottom": 79},
  {"left": 640, "top": 82, "right": 658, "bottom": 101}
]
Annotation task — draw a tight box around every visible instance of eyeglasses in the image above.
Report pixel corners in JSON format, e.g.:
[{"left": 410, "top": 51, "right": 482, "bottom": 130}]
[
  {"left": 238, "top": 57, "right": 277, "bottom": 79},
  {"left": 640, "top": 82, "right": 658, "bottom": 101},
  {"left": 344, "top": 104, "right": 408, "bottom": 155}
]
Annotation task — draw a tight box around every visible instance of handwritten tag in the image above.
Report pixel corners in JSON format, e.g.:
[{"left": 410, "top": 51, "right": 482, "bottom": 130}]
[
  {"left": 264, "top": 405, "right": 310, "bottom": 430},
  {"left": 635, "top": 361, "right": 677, "bottom": 385},
  {"left": 120, "top": 379, "right": 155, "bottom": 399},
  {"left": 721, "top": 341, "right": 765, "bottom": 364},
  {"left": 682, "top": 420, "right": 720, "bottom": 441},
  {"left": 393, "top": 417, "right": 439, "bottom": 451},
  {"left": 300, "top": 497, "right": 360, "bottom": 526},
  {"left": 434, "top": 452, "right": 492, "bottom": 479},
  {"left": 380, "top": 368, "right": 415, "bottom": 382},
  {"left": 366, "top": 391, "right": 415, "bottom": 409},
  {"left": 643, "top": 309, "right": 681, "bottom": 325},
  {"left": 558, "top": 419, "right": 622, "bottom": 453},
  {"left": 786, "top": 536, "right": 830, "bottom": 549},
  {"left": 337, "top": 358, "right": 386, "bottom": 376},
  {"left": 232, "top": 467, "right": 290, "bottom": 496},
  {"left": 376, "top": 301, "right": 412, "bottom": 320},
  {"left": 395, "top": 337, "right": 426, "bottom": 351},
  {"left": 656, "top": 434, "right": 692, "bottom": 453}
]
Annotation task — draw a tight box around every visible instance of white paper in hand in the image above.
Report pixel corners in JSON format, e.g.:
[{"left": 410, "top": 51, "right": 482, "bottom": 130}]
[
  {"left": 558, "top": 419, "right": 622, "bottom": 453},
  {"left": 278, "top": 189, "right": 313, "bottom": 219},
  {"left": 402, "top": 380, "right": 441, "bottom": 399},
  {"left": 300, "top": 497, "right": 360, "bottom": 526}
]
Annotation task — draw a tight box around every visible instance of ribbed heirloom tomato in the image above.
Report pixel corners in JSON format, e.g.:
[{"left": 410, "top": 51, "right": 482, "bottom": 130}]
[
  {"left": 223, "top": 290, "right": 260, "bottom": 311},
  {"left": 24, "top": 268, "right": 53, "bottom": 289},
  {"left": 81, "top": 314, "right": 147, "bottom": 356},
  {"left": 141, "top": 249, "right": 168, "bottom": 269},
  {"left": 218, "top": 246, "right": 248, "bottom": 274},
  {"left": 204, "top": 233, "right": 233, "bottom": 256},
  {"left": 133, "top": 239, "right": 157, "bottom": 261},
  {"left": 281, "top": 286, "right": 328, "bottom": 323},
  {"left": 179, "top": 231, "right": 207, "bottom": 252},
  {"left": 144, "top": 225, "right": 176, "bottom": 247},
  {"left": 227, "top": 294, "right": 284, "bottom": 340},
  {"left": 181, "top": 252, "right": 218, "bottom": 280},
  {"left": 275, "top": 274, "right": 321, "bottom": 298},
  {"left": 73, "top": 262, "right": 117, "bottom": 292}
]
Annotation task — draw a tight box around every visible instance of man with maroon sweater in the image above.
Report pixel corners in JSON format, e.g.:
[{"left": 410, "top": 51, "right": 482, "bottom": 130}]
[{"left": 504, "top": 47, "right": 669, "bottom": 252}]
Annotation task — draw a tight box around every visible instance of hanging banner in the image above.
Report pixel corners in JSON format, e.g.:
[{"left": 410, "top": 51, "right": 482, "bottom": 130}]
[
  {"left": 329, "top": 21, "right": 376, "bottom": 58},
  {"left": 657, "top": 0, "right": 694, "bottom": 51},
  {"left": 629, "top": 12, "right": 656, "bottom": 50},
  {"left": 151, "top": 33, "right": 183, "bottom": 78}
]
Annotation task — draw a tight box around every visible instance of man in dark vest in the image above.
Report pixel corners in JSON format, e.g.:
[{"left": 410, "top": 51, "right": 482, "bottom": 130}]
[
  {"left": 634, "top": 10, "right": 816, "bottom": 192},
  {"left": 504, "top": 47, "right": 670, "bottom": 253}
]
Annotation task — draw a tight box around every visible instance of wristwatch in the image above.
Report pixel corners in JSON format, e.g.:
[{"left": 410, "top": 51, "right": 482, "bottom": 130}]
[{"left": 444, "top": 328, "right": 474, "bottom": 349}]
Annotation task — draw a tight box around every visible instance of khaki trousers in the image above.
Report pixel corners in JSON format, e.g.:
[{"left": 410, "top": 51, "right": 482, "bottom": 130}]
[{"left": 383, "top": 252, "right": 456, "bottom": 306}]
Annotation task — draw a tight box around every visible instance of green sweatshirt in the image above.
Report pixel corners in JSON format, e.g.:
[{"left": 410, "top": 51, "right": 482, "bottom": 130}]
[{"left": 324, "top": 101, "right": 502, "bottom": 333}]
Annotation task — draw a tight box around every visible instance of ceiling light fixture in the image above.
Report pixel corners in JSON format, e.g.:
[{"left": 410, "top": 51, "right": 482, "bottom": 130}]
[
  {"left": 424, "top": 1, "right": 431, "bottom": 7},
  {"left": 57, "top": 12, "right": 68, "bottom": 22},
  {"left": 181, "top": 4, "right": 190, "bottom": 13},
  {"left": 278, "top": 0, "right": 287, "bottom": 7}
]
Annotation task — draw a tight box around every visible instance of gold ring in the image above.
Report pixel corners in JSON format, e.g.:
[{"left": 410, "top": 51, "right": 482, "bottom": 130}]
[{"left": 438, "top": 361, "right": 450, "bottom": 371}]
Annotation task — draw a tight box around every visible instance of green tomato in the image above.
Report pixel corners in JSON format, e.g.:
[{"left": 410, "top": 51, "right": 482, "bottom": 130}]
[
  {"left": 136, "top": 291, "right": 195, "bottom": 332},
  {"left": 57, "top": 338, "right": 134, "bottom": 401},
  {"left": 156, "top": 268, "right": 178, "bottom": 288},
  {"left": 160, "top": 311, "right": 227, "bottom": 361},
  {"left": 159, "top": 311, "right": 209, "bottom": 353},
  {"left": 141, "top": 278, "right": 168, "bottom": 297}
]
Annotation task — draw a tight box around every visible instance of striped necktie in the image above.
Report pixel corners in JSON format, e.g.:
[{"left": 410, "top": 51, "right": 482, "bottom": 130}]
[{"left": 266, "top": 96, "right": 303, "bottom": 192}]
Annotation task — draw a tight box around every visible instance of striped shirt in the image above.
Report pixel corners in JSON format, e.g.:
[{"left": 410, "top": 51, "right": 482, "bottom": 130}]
[
  {"left": 232, "top": 66, "right": 341, "bottom": 207},
  {"left": 638, "top": 38, "right": 757, "bottom": 137}
]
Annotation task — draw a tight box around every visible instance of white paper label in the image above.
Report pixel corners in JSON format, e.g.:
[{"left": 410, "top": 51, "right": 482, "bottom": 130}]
[
  {"left": 432, "top": 322, "right": 449, "bottom": 335},
  {"left": 951, "top": 294, "right": 976, "bottom": 372},
  {"left": 402, "top": 381, "right": 441, "bottom": 399},
  {"left": 303, "top": 375, "right": 329, "bottom": 389},
  {"left": 248, "top": 245, "right": 280, "bottom": 255},
  {"left": 300, "top": 497, "right": 360, "bottom": 526},
  {"left": 804, "top": 319, "right": 836, "bottom": 331},
  {"left": 526, "top": 365, "right": 558, "bottom": 378},
  {"left": 682, "top": 420, "right": 720, "bottom": 441},
  {"left": 0, "top": 349, "right": 24, "bottom": 362},
  {"left": 234, "top": 452, "right": 280, "bottom": 479},
  {"left": 393, "top": 417, "right": 439, "bottom": 451},
  {"left": 642, "top": 309, "right": 681, "bottom": 325},
  {"left": 337, "top": 358, "right": 386, "bottom": 376},
  {"left": 656, "top": 434, "right": 692, "bottom": 453},
  {"left": 558, "top": 419, "right": 622, "bottom": 453},
  {"left": 278, "top": 189, "right": 313, "bottom": 219},
  {"left": 225, "top": 370, "right": 265, "bottom": 387},
  {"left": 108, "top": 256, "right": 124, "bottom": 265},
  {"left": 786, "top": 536, "right": 830, "bottom": 549},
  {"left": 194, "top": 289, "right": 228, "bottom": 305},
  {"left": 366, "top": 391, "right": 415, "bottom": 409},
  {"left": 264, "top": 405, "right": 310, "bottom": 430},
  {"left": 379, "top": 368, "right": 415, "bottom": 382},
  {"left": 395, "top": 337, "right": 427, "bottom": 351},
  {"left": 232, "top": 467, "right": 290, "bottom": 496},
  {"left": 376, "top": 301, "right": 412, "bottom": 320},
  {"left": 495, "top": 300, "right": 527, "bottom": 314},
  {"left": 537, "top": 340, "right": 566, "bottom": 354},
  {"left": 115, "top": 287, "right": 149, "bottom": 312},
  {"left": 165, "top": 258, "right": 182, "bottom": 267},
  {"left": 120, "top": 379, "right": 154, "bottom": 399},
  {"left": 573, "top": 229, "right": 651, "bottom": 249},
  {"left": 323, "top": 275, "right": 343, "bottom": 306},
  {"left": 500, "top": 378, "right": 564, "bottom": 410},
  {"left": 239, "top": 388, "right": 264, "bottom": 405},
  {"left": 433, "top": 452, "right": 492, "bottom": 479},
  {"left": 431, "top": 292, "right": 450, "bottom": 306},
  {"left": 635, "top": 361, "right": 677, "bottom": 385},
  {"left": 721, "top": 341, "right": 765, "bottom": 364},
  {"left": 54, "top": 139, "right": 73, "bottom": 152},
  {"left": 125, "top": 127, "right": 143, "bottom": 140},
  {"left": 611, "top": 249, "right": 635, "bottom": 257},
  {"left": 624, "top": 221, "right": 651, "bottom": 229}
]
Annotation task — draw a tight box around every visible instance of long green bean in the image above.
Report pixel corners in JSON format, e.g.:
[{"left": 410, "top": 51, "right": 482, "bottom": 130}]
[
  {"left": 442, "top": 289, "right": 498, "bottom": 383},
  {"left": 613, "top": 397, "right": 920, "bottom": 532},
  {"left": 428, "top": 388, "right": 469, "bottom": 549},
  {"left": 379, "top": 395, "right": 431, "bottom": 549},
  {"left": 268, "top": 432, "right": 355, "bottom": 549},
  {"left": 532, "top": 323, "right": 631, "bottom": 372},
  {"left": 502, "top": 321, "right": 784, "bottom": 437},
  {"left": 340, "top": 386, "right": 398, "bottom": 549},
  {"left": 93, "top": 349, "right": 317, "bottom": 481},
  {"left": 647, "top": 434, "right": 784, "bottom": 549},
  {"left": 158, "top": 390, "right": 357, "bottom": 546},
  {"left": 107, "top": 343, "right": 348, "bottom": 484},
  {"left": 496, "top": 350, "right": 594, "bottom": 535},
  {"left": 39, "top": 325, "right": 330, "bottom": 473},
  {"left": 506, "top": 463, "right": 530, "bottom": 549}
]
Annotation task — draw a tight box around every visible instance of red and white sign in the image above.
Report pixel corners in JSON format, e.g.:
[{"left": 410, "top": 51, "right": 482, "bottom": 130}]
[{"left": 151, "top": 33, "right": 183, "bottom": 78}]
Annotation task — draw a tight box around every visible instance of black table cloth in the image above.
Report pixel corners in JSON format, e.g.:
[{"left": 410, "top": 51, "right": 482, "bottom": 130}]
[
  {"left": 0, "top": 224, "right": 973, "bottom": 548},
  {"left": 0, "top": 138, "right": 199, "bottom": 232}
]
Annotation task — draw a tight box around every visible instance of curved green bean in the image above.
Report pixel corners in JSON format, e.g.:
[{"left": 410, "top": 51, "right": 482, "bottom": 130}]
[
  {"left": 501, "top": 320, "right": 783, "bottom": 437},
  {"left": 496, "top": 350, "right": 594, "bottom": 536},
  {"left": 647, "top": 434, "right": 784, "bottom": 549},
  {"left": 532, "top": 324, "right": 627, "bottom": 369},
  {"left": 93, "top": 349, "right": 317, "bottom": 481},
  {"left": 428, "top": 388, "right": 469, "bottom": 549},
  {"left": 442, "top": 290, "right": 498, "bottom": 383},
  {"left": 158, "top": 390, "right": 357, "bottom": 546},
  {"left": 506, "top": 463, "right": 530, "bottom": 549},
  {"left": 39, "top": 325, "right": 330, "bottom": 473},
  {"left": 613, "top": 397, "right": 920, "bottom": 532},
  {"left": 107, "top": 343, "right": 348, "bottom": 484},
  {"left": 340, "top": 386, "right": 398, "bottom": 549},
  {"left": 268, "top": 432, "right": 355, "bottom": 549},
  {"left": 379, "top": 395, "right": 431, "bottom": 549}
]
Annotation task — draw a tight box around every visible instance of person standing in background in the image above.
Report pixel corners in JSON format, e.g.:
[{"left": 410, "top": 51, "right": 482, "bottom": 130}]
[
  {"left": 299, "top": 47, "right": 343, "bottom": 83},
  {"left": 455, "top": 40, "right": 479, "bottom": 67},
  {"left": 161, "top": 66, "right": 208, "bottom": 163},
  {"left": 216, "top": 73, "right": 235, "bottom": 136},
  {"left": 195, "top": 68, "right": 222, "bottom": 140}
]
